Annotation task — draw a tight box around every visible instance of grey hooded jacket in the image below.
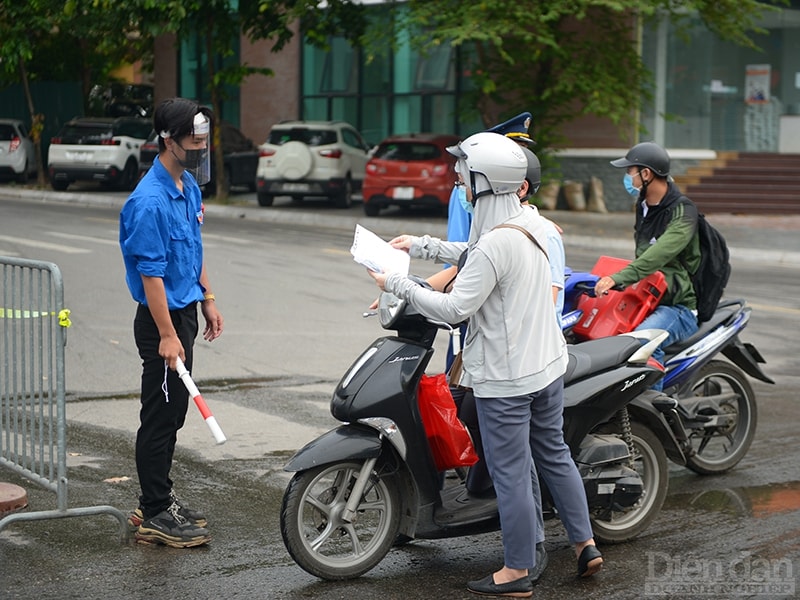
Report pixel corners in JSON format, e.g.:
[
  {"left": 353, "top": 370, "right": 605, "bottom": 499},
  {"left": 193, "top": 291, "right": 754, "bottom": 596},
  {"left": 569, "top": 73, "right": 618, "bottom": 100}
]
[{"left": 383, "top": 193, "right": 567, "bottom": 398}]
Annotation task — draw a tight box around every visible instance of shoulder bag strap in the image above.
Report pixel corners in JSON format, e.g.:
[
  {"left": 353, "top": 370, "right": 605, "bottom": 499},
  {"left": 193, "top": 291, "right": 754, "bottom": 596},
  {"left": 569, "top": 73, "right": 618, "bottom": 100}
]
[{"left": 492, "top": 223, "right": 549, "bottom": 260}]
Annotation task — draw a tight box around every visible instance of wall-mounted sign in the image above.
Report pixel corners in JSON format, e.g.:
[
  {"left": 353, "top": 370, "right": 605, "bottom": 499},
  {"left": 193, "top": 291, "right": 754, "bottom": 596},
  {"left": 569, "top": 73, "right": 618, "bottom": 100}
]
[{"left": 745, "top": 64, "right": 771, "bottom": 104}]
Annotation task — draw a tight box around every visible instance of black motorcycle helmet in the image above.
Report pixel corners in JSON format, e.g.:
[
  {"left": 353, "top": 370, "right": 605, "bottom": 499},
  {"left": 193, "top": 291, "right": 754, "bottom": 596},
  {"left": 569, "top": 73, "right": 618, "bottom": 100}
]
[
  {"left": 610, "top": 141, "right": 670, "bottom": 177},
  {"left": 521, "top": 147, "right": 541, "bottom": 196}
]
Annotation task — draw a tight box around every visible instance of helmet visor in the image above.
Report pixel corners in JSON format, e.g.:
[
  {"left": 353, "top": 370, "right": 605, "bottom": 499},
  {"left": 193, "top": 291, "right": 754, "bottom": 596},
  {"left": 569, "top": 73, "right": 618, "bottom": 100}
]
[
  {"left": 446, "top": 142, "right": 467, "bottom": 160},
  {"left": 610, "top": 156, "right": 636, "bottom": 168}
]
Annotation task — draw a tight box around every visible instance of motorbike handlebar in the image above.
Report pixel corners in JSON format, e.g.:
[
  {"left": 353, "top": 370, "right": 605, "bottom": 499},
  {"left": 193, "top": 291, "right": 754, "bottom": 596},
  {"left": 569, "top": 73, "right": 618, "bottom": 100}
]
[{"left": 572, "top": 280, "right": 625, "bottom": 298}]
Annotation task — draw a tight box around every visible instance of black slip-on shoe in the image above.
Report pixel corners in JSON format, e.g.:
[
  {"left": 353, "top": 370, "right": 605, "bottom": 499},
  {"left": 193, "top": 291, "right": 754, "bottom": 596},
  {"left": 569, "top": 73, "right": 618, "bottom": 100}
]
[
  {"left": 577, "top": 544, "right": 603, "bottom": 577},
  {"left": 467, "top": 574, "right": 533, "bottom": 598}
]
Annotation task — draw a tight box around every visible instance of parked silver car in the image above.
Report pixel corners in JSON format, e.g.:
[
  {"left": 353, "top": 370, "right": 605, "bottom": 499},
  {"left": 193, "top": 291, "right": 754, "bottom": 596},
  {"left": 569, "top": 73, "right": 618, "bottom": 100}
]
[{"left": 0, "top": 119, "right": 36, "bottom": 183}]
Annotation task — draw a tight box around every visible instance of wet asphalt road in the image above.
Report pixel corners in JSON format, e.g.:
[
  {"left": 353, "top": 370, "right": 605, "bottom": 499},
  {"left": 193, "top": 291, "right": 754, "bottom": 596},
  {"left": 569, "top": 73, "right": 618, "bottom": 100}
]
[
  {"left": 2, "top": 376, "right": 797, "bottom": 600},
  {"left": 0, "top": 186, "right": 798, "bottom": 599}
]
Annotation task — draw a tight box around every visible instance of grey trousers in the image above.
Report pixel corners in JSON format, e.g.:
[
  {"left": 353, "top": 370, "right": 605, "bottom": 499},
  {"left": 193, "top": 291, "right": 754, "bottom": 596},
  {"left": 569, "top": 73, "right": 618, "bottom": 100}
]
[{"left": 475, "top": 377, "right": 593, "bottom": 569}]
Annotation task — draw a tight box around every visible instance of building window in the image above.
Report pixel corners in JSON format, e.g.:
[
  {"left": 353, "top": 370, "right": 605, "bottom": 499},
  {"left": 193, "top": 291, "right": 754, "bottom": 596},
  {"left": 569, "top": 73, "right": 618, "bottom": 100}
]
[
  {"left": 641, "top": 7, "right": 800, "bottom": 151},
  {"left": 321, "top": 38, "right": 358, "bottom": 93},
  {"left": 414, "top": 44, "right": 453, "bottom": 90}
]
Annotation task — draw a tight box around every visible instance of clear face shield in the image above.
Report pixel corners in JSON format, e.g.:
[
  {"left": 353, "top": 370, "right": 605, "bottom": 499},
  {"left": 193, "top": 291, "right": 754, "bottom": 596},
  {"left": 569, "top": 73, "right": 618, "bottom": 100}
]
[
  {"left": 447, "top": 141, "right": 472, "bottom": 200},
  {"left": 163, "top": 112, "right": 211, "bottom": 185},
  {"left": 184, "top": 113, "right": 211, "bottom": 185}
]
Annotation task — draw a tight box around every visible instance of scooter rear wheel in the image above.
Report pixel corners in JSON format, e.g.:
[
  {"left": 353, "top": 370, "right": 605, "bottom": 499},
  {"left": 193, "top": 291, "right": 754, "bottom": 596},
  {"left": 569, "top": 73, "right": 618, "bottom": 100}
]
[
  {"left": 678, "top": 360, "right": 757, "bottom": 475},
  {"left": 591, "top": 421, "right": 668, "bottom": 544},
  {"left": 280, "top": 460, "right": 401, "bottom": 580}
]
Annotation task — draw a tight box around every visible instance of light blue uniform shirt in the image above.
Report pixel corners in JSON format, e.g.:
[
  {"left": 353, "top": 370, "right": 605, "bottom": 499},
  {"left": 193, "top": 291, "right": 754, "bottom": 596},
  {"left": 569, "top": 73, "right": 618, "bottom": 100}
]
[
  {"left": 542, "top": 217, "right": 565, "bottom": 326},
  {"left": 447, "top": 185, "right": 472, "bottom": 244},
  {"left": 119, "top": 156, "right": 206, "bottom": 310}
]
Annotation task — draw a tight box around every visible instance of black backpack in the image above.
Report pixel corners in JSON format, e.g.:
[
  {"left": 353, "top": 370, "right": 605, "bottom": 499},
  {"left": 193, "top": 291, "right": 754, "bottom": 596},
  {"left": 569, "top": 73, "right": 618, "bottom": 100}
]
[{"left": 681, "top": 199, "right": 731, "bottom": 323}]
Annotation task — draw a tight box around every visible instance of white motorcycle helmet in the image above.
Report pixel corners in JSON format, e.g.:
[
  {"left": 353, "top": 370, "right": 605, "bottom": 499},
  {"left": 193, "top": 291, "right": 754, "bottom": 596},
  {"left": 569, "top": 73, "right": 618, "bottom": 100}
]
[{"left": 447, "top": 132, "right": 527, "bottom": 201}]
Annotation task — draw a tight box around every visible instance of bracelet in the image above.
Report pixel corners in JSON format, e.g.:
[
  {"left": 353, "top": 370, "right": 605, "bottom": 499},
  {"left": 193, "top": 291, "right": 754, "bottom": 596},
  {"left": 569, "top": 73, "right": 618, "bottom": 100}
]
[{"left": 203, "top": 293, "right": 216, "bottom": 302}]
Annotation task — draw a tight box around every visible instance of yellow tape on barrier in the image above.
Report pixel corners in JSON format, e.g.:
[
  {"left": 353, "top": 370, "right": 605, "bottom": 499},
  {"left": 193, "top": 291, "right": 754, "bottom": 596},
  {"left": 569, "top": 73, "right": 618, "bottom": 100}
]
[{"left": 0, "top": 307, "right": 72, "bottom": 327}]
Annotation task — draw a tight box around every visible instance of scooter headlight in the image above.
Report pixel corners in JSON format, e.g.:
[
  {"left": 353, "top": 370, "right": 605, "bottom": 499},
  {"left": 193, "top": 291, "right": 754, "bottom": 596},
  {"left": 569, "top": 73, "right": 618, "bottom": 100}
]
[{"left": 341, "top": 346, "right": 379, "bottom": 389}]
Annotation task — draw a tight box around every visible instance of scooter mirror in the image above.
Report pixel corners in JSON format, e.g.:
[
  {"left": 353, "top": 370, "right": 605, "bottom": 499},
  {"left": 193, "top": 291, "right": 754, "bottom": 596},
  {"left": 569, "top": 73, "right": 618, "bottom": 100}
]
[{"left": 378, "top": 291, "right": 405, "bottom": 329}]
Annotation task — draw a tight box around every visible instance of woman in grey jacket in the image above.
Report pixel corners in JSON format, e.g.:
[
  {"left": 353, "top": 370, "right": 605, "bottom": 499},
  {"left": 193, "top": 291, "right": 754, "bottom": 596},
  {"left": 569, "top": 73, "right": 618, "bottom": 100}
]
[{"left": 368, "top": 132, "right": 601, "bottom": 597}]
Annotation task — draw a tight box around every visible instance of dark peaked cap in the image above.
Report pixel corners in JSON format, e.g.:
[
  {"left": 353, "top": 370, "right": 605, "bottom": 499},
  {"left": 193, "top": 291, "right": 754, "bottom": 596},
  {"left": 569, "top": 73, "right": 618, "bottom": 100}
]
[{"left": 486, "top": 111, "right": 535, "bottom": 145}]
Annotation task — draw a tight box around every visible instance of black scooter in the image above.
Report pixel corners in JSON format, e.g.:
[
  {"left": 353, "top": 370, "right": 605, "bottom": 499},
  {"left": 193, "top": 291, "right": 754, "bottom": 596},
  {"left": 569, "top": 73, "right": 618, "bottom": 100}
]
[{"left": 280, "top": 284, "right": 682, "bottom": 580}]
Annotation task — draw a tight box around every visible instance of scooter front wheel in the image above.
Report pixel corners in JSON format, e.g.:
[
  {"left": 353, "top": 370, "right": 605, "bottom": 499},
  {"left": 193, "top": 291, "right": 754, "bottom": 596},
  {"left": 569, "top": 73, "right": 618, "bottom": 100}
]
[
  {"left": 280, "top": 460, "right": 401, "bottom": 580},
  {"left": 679, "top": 360, "right": 757, "bottom": 475},
  {"left": 591, "top": 421, "right": 668, "bottom": 543}
]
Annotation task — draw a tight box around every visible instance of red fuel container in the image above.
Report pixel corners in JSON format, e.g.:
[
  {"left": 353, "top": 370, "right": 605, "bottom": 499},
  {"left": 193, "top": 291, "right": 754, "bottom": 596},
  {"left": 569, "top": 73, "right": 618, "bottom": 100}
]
[{"left": 573, "top": 256, "right": 667, "bottom": 340}]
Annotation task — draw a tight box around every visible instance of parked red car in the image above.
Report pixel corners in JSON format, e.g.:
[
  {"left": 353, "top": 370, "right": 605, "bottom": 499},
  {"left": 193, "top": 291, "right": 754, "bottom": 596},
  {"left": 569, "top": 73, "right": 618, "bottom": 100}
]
[{"left": 362, "top": 133, "right": 461, "bottom": 216}]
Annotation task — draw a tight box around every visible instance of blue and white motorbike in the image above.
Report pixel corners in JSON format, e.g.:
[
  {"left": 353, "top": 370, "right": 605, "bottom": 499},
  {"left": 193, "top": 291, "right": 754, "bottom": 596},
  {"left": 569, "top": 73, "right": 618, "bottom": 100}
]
[{"left": 562, "top": 267, "right": 774, "bottom": 475}]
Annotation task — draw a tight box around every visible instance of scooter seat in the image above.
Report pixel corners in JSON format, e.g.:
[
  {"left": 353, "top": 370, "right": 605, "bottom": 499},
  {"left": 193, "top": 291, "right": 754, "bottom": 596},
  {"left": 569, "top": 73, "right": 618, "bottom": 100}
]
[
  {"left": 664, "top": 306, "right": 737, "bottom": 354},
  {"left": 564, "top": 337, "right": 643, "bottom": 384}
]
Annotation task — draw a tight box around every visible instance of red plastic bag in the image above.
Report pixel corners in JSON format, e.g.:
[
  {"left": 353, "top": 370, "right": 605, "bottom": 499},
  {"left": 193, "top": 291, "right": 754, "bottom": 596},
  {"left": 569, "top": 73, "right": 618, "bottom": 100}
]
[{"left": 417, "top": 373, "right": 479, "bottom": 471}]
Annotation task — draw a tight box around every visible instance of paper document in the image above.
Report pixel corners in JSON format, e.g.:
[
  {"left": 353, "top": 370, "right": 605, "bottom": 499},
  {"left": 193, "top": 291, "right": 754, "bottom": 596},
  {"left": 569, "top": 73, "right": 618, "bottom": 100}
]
[{"left": 350, "top": 224, "right": 410, "bottom": 275}]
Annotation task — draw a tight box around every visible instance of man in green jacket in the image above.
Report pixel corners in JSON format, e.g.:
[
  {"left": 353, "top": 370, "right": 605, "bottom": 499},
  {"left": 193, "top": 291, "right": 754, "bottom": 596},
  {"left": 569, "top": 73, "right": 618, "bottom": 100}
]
[{"left": 595, "top": 141, "right": 701, "bottom": 383}]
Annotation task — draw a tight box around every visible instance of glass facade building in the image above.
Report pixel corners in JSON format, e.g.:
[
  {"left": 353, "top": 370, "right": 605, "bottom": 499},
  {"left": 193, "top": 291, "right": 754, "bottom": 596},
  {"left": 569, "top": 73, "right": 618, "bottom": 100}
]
[
  {"left": 641, "top": 5, "right": 800, "bottom": 152},
  {"left": 300, "top": 24, "right": 483, "bottom": 146}
]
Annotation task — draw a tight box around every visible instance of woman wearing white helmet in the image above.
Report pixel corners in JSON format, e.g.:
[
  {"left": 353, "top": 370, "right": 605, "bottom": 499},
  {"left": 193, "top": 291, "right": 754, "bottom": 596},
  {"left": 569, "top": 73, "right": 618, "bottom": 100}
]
[{"left": 368, "top": 132, "right": 601, "bottom": 597}]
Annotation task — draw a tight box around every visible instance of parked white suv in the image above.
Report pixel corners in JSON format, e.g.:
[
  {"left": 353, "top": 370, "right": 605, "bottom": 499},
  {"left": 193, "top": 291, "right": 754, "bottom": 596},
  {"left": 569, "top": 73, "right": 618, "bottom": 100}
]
[
  {"left": 48, "top": 117, "right": 152, "bottom": 191},
  {"left": 256, "top": 120, "right": 371, "bottom": 208}
]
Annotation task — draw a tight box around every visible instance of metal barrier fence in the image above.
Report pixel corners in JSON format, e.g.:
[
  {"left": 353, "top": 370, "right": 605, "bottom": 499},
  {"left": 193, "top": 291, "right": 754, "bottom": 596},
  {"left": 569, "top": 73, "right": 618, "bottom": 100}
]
[{"left": 0, "top": 256, "right": 126, "bottom": 538}]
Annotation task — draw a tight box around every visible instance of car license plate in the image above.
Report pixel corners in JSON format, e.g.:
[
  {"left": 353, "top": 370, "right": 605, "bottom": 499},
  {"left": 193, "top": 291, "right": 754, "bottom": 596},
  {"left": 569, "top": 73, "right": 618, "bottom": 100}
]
[
  {"left": 393, "top": 186, "right": 414, "bottom": 200},
  {"left": 283, "top": 182, "right": 310, "bottom": 192},
  {"left": 66, "top": 151, "right": 91, "bottom": 162}
]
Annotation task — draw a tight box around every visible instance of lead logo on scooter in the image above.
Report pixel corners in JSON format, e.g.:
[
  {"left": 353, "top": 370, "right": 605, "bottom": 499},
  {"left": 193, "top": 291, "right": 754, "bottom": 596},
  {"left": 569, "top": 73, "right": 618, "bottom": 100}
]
[{"left": 621, "top": 373, "right": 646, "bottom": 392}]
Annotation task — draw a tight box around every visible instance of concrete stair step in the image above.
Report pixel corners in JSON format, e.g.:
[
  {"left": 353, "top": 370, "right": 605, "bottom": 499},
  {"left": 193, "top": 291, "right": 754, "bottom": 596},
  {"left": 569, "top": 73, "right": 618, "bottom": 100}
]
[{"left": 679, "top": 152, "right": 800, "bottom": 215}]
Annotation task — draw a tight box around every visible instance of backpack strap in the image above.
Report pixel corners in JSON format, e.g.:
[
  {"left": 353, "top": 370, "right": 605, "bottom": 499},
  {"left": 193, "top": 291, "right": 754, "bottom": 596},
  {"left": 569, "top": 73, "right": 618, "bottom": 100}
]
[
  {"left": 676, "top": 195, "right": 701, "bottom": 276},
  {"left": 492, "top": 223, "right": 549, "bottom": 260}
]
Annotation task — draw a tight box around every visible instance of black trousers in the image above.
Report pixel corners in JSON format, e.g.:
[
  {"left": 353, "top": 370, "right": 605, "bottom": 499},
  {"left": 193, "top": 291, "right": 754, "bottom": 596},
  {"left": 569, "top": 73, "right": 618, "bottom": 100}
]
[{"left": 133, "top": 303, "right": 198, "bottom": 518}]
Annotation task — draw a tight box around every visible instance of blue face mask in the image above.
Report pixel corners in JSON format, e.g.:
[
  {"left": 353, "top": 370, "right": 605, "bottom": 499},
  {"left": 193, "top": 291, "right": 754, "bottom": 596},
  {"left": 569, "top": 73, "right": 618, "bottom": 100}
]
[
  {"left": 623, "top": 173, "right": 640, "bottom": 197},
  {"left": 457, "top": 185, "right": 473, "bottom": 215}
]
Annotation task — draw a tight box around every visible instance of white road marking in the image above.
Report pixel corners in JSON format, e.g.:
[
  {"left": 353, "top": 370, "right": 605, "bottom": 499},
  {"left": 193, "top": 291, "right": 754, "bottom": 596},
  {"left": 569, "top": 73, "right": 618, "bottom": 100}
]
[
  {"left": 47, "top": 231, "right": 118, "bottom": 246},
  {"left": 0, "top": 235, "right": 90, "bottom": 254}
]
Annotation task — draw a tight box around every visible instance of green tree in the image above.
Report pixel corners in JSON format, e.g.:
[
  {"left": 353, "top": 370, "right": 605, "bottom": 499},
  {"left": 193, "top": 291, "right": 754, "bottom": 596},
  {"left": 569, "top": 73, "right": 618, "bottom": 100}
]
[
  {"left": 0, "top": 0, "right": 152, "bottom": 185},
  {"left": 392, "top": 0, "right": 783, "bottom": 162},
  {"left": 0, "top": 1, "right": 63, "bottom": 185},
  {"left": 61, "top": 1, "right": 153, "bottom": 108},
  {"left": 129, "top": 0, "right": 367, "bottom": 200}
]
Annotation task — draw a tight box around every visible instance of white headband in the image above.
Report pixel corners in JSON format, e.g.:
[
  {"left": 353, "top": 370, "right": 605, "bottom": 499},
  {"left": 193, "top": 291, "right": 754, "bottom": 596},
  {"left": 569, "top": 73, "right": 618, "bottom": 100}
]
[
  {"left": 192, "top": 112, "right": 210, "bottom": 135},
  {"left": 160, "top": 112, "right": 210, "bottom": 139}
]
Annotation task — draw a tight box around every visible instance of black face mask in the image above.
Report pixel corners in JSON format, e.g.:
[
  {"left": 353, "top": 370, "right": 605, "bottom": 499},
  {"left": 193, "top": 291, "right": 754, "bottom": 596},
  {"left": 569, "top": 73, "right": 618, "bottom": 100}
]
[{"left": 172, "top": 141, "right": 210, "bottom": 185}]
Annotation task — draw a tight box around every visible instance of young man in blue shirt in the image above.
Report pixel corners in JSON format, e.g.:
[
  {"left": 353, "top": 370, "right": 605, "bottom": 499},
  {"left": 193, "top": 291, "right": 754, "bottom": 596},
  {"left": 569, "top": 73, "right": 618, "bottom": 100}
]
[{"left": 119, "top": 97, "right": 224, "bottom": 548}]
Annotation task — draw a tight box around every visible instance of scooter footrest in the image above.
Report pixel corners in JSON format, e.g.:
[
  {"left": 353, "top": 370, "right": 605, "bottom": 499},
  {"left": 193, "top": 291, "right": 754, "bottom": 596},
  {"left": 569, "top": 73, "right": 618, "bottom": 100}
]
[
  {"left": 651, "top": 397, "right": 679, "bottom": 412},
  {"left": 435, "top": 485, "right": 499, "bottom": 527}
]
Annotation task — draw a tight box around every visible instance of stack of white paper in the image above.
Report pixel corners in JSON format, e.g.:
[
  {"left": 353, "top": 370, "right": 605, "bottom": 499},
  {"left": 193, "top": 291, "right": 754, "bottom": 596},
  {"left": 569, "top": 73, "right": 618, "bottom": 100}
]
[{"left": 350, "top": 224, "right": 410, "bottom": 274}]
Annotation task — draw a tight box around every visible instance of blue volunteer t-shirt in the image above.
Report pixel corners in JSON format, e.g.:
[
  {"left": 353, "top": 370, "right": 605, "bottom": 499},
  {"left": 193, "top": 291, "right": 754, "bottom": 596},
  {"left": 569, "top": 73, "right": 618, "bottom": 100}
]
[{"left": 119, "top": 155, "right": 206, "bottom": 310}]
